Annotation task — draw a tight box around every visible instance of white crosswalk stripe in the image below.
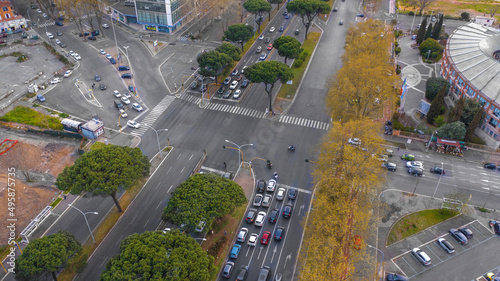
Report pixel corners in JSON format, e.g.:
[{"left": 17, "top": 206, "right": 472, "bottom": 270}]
[
  {"left": 203, "top": 102, "right": 267, "bottom": 119},
  {"left": 178, "top": 93, "right": 201, "bottom": 104},
  {"left": 278, "top": 115, "right": 330, "bottom": 131},
  {"left": 36, "top": 14, "right": 95, "bottom": 28},
  {"left": 130, "top": 95, "right": 176, "bottom": 136}
]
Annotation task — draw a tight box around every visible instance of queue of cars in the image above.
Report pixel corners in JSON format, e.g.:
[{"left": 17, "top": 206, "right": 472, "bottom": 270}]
[{"left": 217, "top": 69, "right": 250, "bottom": 100}]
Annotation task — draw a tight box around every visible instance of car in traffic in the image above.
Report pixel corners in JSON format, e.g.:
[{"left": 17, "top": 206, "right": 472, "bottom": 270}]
[
  {"left": 430, "top": 166, "right": 445, "bottom": 174},
  {"left": 190, "top": 81, "right": 198, "bottom": 89},
  {"left": 283, "top": 203, "right": 293, "bottom": 218},
  {"left": 222, "top": 261, "right": 234, "bottom": 278},
  {"left": 229, "top": 80, "right": 238, "bottom": 90},
  {"left": 230, "top": 244, "right": 241, "bottom": 258},
  {"left": 401, "top": 154, "right": 415, "bottom": 161},
  {"left": 437, "top": 237, "right": 455, "bottom": 254},
  {"left": 99, "top": 83, "right": 106, "bottom": 90},
  {"left": 276, "top": 188, "right": 285, "bottom": 200},
  {"left": 231, "top": 69, "right": 239, "bottom": 76},
  {"left": 262, "top": 194, "right": 272, "bottom": 207},
  {"left": 63, "top": 70, "right": 72, "bottom": 77},
  {"left": 95, "top": 74, "right": 101, "bottom": 81},
  {"left": 411, "top": 247, "right": 431, "bottom": 266},
  {"left": 274, "top": 226, "right": 284, "bottom": 241},
  {"left": 241, "top": 79, "right": 249, "bottom": 88},
  {"left": 223, "top": 77, "right": 231, "bottom": 85},
  {"left": 260, "top": 231, "right": 271, "bottom": 245},
  {"left": 235, "top": 265, "right": 249, "bottom": 281},
  {"left": 102, "top": 23, "right": 110, "bottom": 29},
  {"left": 255, "top": 211, "right": 267, "bottom": 226},
  {"left": 268, "top": 208, "right": 279, "bottom": 223},
  {"left": 259, "top": 53, "right": 267, "bottom": 60},
  {"left": 253, "top": 194, "right": 263, "bottom": 207},
  {"left": 121, "top": 97, "right": 131, "bottom": 105},
  {"left": 267, "top": 179, "right": 276, "bottom": 192},
  {"left": 459, "top": 227, "right": 473, "bottom": 239},
  {"left": 484, "top": 163, "right": 497, "bottom": 170},
  {"left": 267, "top": 43, "right": 273, "bottom": 50},
  {"left": 256, "top": 46, "right": 262, "bottom": 53},
  {"left": 256, "top": 179, "right": 266, "bottom": 192},
  {"left": 265, "top": 37, "right": 271, "bottom": 43},
  {"left": 406, "top": 161, "right": 423, "bottom": 169},
  {"left": 246, "top": 208, "right": 258, "bottom": 223},
  {"left": 113, "top": 90, "right": 122, "bottom": 98},
  {"left": 288, "top": 188, "right": 297, "bottom": 200},
  {"left": 269, "top": 27, "right": 275, "bottom": 32},
  {"left": 449, "top": 228, "right": 468, "bottom": 244},
  {"left": 50, "top": 78, "right": 61, "bottom": 84},
  {"left": 258, "top": 266, "right": 272, "bottom": 281},
  {"left": 118, "top": 109, "right": 127, "bottom": 118},
  {"left": 248, "top": 233, "right": 258, "bottom": 246},
  {"left": 339, "top": 20, "right": 344, "bottom": 25},
  {"left": 279, "top": 26, "right": 284, "bottom": 32},
  {"left": 223, "top": 90, "right": 232, "bottom": 99},
  {"left": 333, "top": 7, "right": 338, "bottom": 12},
  {"left": 237, "top": 228, "right": 248, "bottom": 242},
  {"left": 382, "top": 162, "right": 397, "bottom": 171},
  {"left": 233, "top": 89, "right": 242, "bottom": 99},
  {"left": 36, "top": 95, "right": 46, "bottom": 102},
  {"left": 132, "top": 103, "right": 143, "bottom": 111},
  {"left": 127, "top": 120, "right": 140, "bottom": 128},
  {"left": 258, "top": 34, "right": 264, "bottom": 40}
]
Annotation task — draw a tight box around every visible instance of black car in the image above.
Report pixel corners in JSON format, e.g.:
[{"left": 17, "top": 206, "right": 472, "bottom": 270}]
[
  {"left": 55, "top": 21, "right": 63, "bottom": 26},
  {"left": 99, "top": 83, "right": 106, "bottom": 90},
  {"left": 241, "top": 79, "right": 249, "bottom": 88},
  {"left": 459, "top": 227, "right": 473, "bottom": 239},
  {"left": 283, "top": 203, "right": 293, "bottom": 218},
  {"left": 60, "top": 43, "right": 66, "bottom": 48},
  {"left": 382, "top": 162, "right": 397, "bottom": 171},
  {"left": 408, "top": 167, "right": 423, "bottom": 177},
  {"left": 386, "top": 274, "right": 408, "bottom": 281},
  {"left": 88, "top": 36, "right": 96, "bottom": 41},
  {"left": 246, "top": 208, "right": 258, "bottom": 223},
  {"left": 449, "top": 228, "right": 468, "bottom": 245},
  {"left": 265, "top": 37, "right": 271, "bottom": 43},
  {"left": 430, "top": 167, "right": 445, "bottom": 174},
  {"left": 274, "top": 226, "right": 284, "bottom": 241},
  {"left": 256, "top": 179, "right": 266, "bottom": 192},
  {"left": 94, "top": 74, "right": 101, "bottom": 81},
  {"left": 121, "top": 73, "right": 132, "bottom": 79},
  {"left": 484, "top": 163, "right": 497, "bottom": 170},
  {"left": 235, "top": 265, "right": 249, "bottom": 281},
  {"left": 268, "top": 208, "right": 279, "bottom": 223},
  {"left": 288, "top": 188, "right": 297, "bottom": 200}
]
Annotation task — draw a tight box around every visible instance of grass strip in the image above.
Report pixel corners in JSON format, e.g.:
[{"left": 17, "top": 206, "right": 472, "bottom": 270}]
[{"left": 0, "top": 106, "right": 63, "bottom": 130}]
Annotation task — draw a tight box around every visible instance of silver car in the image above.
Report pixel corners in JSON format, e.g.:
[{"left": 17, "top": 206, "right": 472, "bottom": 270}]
[
  {"left": 253, "top": 194, "right": 263, "bottom": 207},
  {"left": 262, "top": 194, "right": 272, "bottom": 207}
]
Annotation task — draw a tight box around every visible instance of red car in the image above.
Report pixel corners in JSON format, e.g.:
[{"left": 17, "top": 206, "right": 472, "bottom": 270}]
[
  {"left": 267, "top": 44, "right": 273, "bottom": 50},
  {"left": 260, "top": 231, "right": 271, "bottom": 245}
]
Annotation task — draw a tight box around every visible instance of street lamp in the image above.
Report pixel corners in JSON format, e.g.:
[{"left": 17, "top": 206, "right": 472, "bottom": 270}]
[
  {"left": 224, "top": 140, "right": 253, "bottom": 166},
  {"left": 483, "top": 188, "right": 493, "bottom": 208},
  {"left": 368, "top": 245, "right": 384, "bottom": 279},
  {"left": 68, "top": 204, "right": 98, "bottom": 243},
  {"left": 143, "top": 124, "right": 168, "bottom": 154},
  {"left": 109, "top": 13, "right": 119, "bottom": 65},
  {"left": 432, "top": 162, "right": 444, "bottom": 198}
]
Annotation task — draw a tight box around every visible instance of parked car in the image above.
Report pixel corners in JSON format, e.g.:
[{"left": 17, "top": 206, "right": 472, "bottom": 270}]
[
  {"left": 459, "top": 227, "right": 473, "bottom": 239},
  {"left": 109, "top": 58, "right": 117, "bottom": 64},
  {"left": 57, "top": 31, "right": 63, "bottom": 36},
  {"left": 386, "top": 274, "right": 408, "bottom": 281},
  {"left": 241, "top": 79, "right": 249, "bottom": 88},
  {"left": 105, "top": 54, "right": 112, "bottom": 60},
  {"left": 283, "top": 203, "right": 293, "bottom": 218},
  {"left": 262, "top": 194, "right": 272, "bottom": 207},
  {"left": 382, "top": 162, "right": 397, "bottom": 171},
  {"left": 288, "top": 188, "right": 297, "bottom": 200},
  {"left": 246, "top": 208, "right": 258, "bottom": 223},
  {"left": 248, "top": 233, "right": 258, "bottom": 246},
  {"left": 60, "top": 42, "right": 66, "bottom": 48},
  {"left": 449, "top": 228, "right": 468, "bottom": 245},
  {"left": 411, "top": 247, "right": 431, "bottom": 266},
  {"left": 36, "top": 95, "right": 46, "bottom": 102},
  {"left": 235, "top": 265, "right": 249, "bottom": 281},
  {"left": 260, "top": 231, "right": 271, "bottom": 245},
  {"left": 233, "top": 89, "right": 242, "bottom": 99},
  {"left": 484, "top": 163, "right": 497, "bottom": 170},
  {"left": 255, "top": 211, "right": 267, "bottom": 226},
  {"left": 406, "top": 161, "right": 423, "bottom": 169},
  {"left": 50, "top": 78, "right": 61, "bottom": 84},
  {"left": 408, "top": 167, "right": 423, "bottom": 177},
  {"left": 195, "top": 219, "right": 206, "bottom": 232},
  {"left": 132, "top": 103, "right": 143, "bottom": 111},
  {"left": 401, "top": 154, "right": 415, "bottom": 161},
  {"left": 222, "top": 261, "right": 234, "bottom": 278},
  {"left": 216, "top": 87, "right": 224, "bottom": 97},
  {"left": 46, "top": 32, "right": 54, "bottom": 39},
  {"left": 253, "top": 194, "right": 263, "bottom": 207},
  {"left": 348, "top": 138, "right": 361, "bottom": 145},
  {"left": 190, "top": 81, "right": 198, "bottom": 89},
  {"left": 274, "top": 226, "right": 285, "bottom": 241},
  {"left": 437, "top": 238, "right": 455, "bottom": 254},
  {"left": 126, "top": 120, "right": 140, "bottom": 128},
  {"left": 276, "top": 188, "right": 286, "bottom": 200},
  {"left": 430, "top": 167, "right": 445, "bottom": 174},
  {"left": 237, "top": 228, "right": 248, "bottom": 243},
  {"left": 55, "top": 39, "right": 61, "bottom": 45},
  {"left": 63, "top": 70, "right": 72, "bottom": 77},
  {"left": 121, "top": 73, "right": 132, "bottom": 79},
  {"left": 128, "top": 85, "right": 134, "bottom": 92},
  {"left": 256, "top": 179, "right": 266, "bottom": 192},
  {"left": 267, "top": 179, "right": 276, "bottom": 192},
  {"left": 268, "top": 208, "right": 279, "bottom": 223},
  {"left": 230, "top": 244, "right": 241, "bottom": 258},
  {"left": 87, "top": 36, "right": 96, "bottom": 41},
  {"left": 118, "top": 65, "right": 130, "bottom": 71}
]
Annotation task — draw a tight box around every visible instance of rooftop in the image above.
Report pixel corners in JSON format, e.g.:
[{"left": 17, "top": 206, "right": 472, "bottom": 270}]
[{"left": 447, "top": 23, "right": 500, "bottom": 104}]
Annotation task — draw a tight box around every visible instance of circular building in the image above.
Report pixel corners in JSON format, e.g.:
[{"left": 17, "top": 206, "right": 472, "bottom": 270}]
[{"left": 441, "top": 23, "right": 500, "bottom": 149}]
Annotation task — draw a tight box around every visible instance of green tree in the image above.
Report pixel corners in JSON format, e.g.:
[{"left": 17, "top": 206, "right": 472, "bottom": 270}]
[
  {"left": 273, "top": 35, "right": 303, "bottom": 64},
  {"left": 465, "top": 107, "right": 485, "bottom": 142},
  {"left": 447, "top": 95, "right": 465, "bottom": 123},
  {"left": 461, "top": 12, "right": 470, "bottom": 21},
  {"left": 269, "top": 0, "right": 284, "bottom": 9},
  {"left": 461, "top": 99, "right": 483, "bottom": 127},
  {"left": 15, "top": 231, "right": 81, "bottom": 281},
  {"left": 434, "top": 115, "right": 445, "bottom": 127},
  {"left": 413, "top": 0, "right": 437, "bottom": 15},
  {"left": 419, "top": 37, "right": 443, "bottom": 59},
  {"left": 243, "top": 0, "right": 271, "bottom": 33},
  {"left": 245, "top": 60, "right": 293, "bottom": 112},
  {"left": 224, "top": 23, "right": 254, "bottom": 51},
  {"left": 55, "top": 145, "right": 150, "bottom": 212},
  {"left": 427, "top": 85, "right": 446, "bottom": 124},
  {"left": 416, "top": 17, "right": 427, "bottom": 44},
  {"left": 425, "top": 77, "right": 449, "bottom": 100},
  {"left": 99, "top": 230, "right": 215, "bottom": 280},
  {"left": 424, "top": 23, "right": 433, "bottom": 40},
  {"left": 162, "top": 173, "right": 246, "bottom": 232},
  {"left": 438, "top": 121, "right": 466, "bottom": 140},
  {"left": 215, "top": 42, "right": 242, "bottom": 62},
  {"left": 431, "top": 15, "right": 443, "bottom": 39},
  {"left": 286, "top": 0, "right": 330, "bottom": 39},
  {"left": 197, "top": 50, "right": 232, "bottom": 82}
]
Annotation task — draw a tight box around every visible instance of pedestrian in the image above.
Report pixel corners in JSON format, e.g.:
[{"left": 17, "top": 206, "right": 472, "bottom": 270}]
[
  {"left": 223, "top": 162, "right": 227, "bottom": 168},
  {"left": 63, "top": 195, "right": 66, "bottom": 200},
  {"left": 397, "top": 147, "right": 400, "bottom": 151},
  {"left": 224, "top": 230, "right": 227, "bottom": 236}
]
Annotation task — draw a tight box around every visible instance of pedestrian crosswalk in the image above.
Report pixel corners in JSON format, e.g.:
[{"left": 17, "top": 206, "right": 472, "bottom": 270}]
[
  {"left": 131, "top": 95, "right": 176, "bottom": 136},
  {"left": 37, "top": 21, "right": 55, "bottom": 28},
  {"left": 278, "top": 115, "right": 330, "bottom": 131},
  {"left": 178, "top": 93, "right": 201, "bottom": 104},
  {"left": 205, "top": 102, "right": 267, "bottom": 119}
]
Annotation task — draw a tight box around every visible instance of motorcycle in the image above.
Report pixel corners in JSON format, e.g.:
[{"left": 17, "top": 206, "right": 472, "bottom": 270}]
[
  {"left": 288, "top": 145, "right": 296, "bottom": 151},
  {"left": 267, "top": 163, "right": 273, "bottom": 169},
  {"left": 273, "top": 172, "right": 278, "bottom": 180}
]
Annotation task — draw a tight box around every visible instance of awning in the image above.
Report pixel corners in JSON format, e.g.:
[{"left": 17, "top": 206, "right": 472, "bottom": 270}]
[{"left": 437, "top": 138, "right": 460, "bottom": 147}]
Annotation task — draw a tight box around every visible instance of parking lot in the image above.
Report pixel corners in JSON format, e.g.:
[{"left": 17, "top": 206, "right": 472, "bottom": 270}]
[{"left": 391, "top": 220, "right": 497, "bottom": 279}]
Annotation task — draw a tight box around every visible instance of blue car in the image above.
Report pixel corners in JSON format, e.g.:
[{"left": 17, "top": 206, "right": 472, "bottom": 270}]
[
  {"left": 229, "top": 244, "right": 241, "bottom": 259},
  {"left": 109, "top": 58, "right": 116, "bottom": 64},
  {"left": 36, "top": 95, "right": 45, "bottom": 102}
]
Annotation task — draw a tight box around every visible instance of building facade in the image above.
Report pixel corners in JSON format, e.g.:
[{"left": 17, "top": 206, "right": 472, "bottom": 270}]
[
  {"left": 475, "top": 16, "right": 495, "bottom": 27},
  {"left": 0, "top": 0, "right": 26, "bottom": 32},
  {"left": 440, "top": 23, "right": 500, "bottom": 149}
]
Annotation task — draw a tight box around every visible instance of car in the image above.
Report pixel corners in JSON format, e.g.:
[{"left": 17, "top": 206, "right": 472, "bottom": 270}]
[
  {"left": 257, "top": 180, "right": 266, "bottom": 192},
  {"left": 223, "top": 90, "right": 232, "bottom": 99},
  {"left": 333, "top": 7, "right": 338, "bottom": 12},
  {"left": 449, "top": 228, "right": 468, "bottom": 244},
  {"left": 127, "top": 120, "right": 140, "bottom": 128},
  {"left": 60, "top": 43, "right": 66, "bottom": 48},
  {"left": 274, "top": 226, "right": 284, "bottom": 241},
  {"left": 411, "top": 247, "right": 431, "bottom": 266},
  {"left": 288, "top": 188, "right": 297, "bottom": 200},
  {"left": 485, "top": 273, "right": 499, "bottom": 281},
  {"left": 36, "top": 95, "right": 46, "bottom": 102},
  {"left": 248, "top": 233, "right": 259, "bottom": 246},
  {"left": 408, "top": 167, "right": 423, "bottom": 177},
  {"left": 162, "top": 228, "right": 171, "bottom": 234},
  {"left": 459, "top": 227, "right": 473, "bottom": 239},
  {"left": 286, "top": 14, "right": 290, "bottom": 19},
  {"left": 406, "top": 161, "right": 423, "bottom": 169},
  {"left": 348, "top": 138, "right": 361, "bottom": 145},
  {"left": 386, "top": 273, "right": 408, "bottom": 281},
  {"left": 411, "top": 35, "right": 417, "bottom": 40},
  {"left": 267, "top": 43, "right": 273, "bottom": 50},
  {"left": 118, "top": 65, "right": 130, "bottom": 71},
  {"left": 132, "top": 103, "right": 143, "bottom": 111},
  {"left": 259, "top": 53, "right": 268, "bottom": 60},
  {"left": 235, "top": 74, "right": 243, "bottom": 81},
  {"left": 378, "top": 155, "right": 389, "bottom": 162},
  {"left": 63, "top": 70, "right": 72, "bottom": 77},
  {"left": 0, "top": 39, "right": 5, "bottom": 44},
  {"left": 270, "top": 27, "right": 275, "bottom": 32},
  {"left": 190, "top": 81, "right": 198, "bottom": 89},
  {"left": 195, "top": 220, "right": 206, "bottom": 232},
  {"left": 276, "top": 188, "right": 285, "bottom": 200},
  {"left": 241, "top": 79, "right": 249, "bottom": 88},
  {"left": 55, "top": 39, "right": 61, "bottom": 45},
  {"left": 222, "top": 261, "right": 234, "bottom": 278},
  {"left": 118, "top": 109, "right": 128, "bottom": 118},
  {"left": 99, "top": 83, "right": 106, "bottom": 90},
  {"left": 484, "top": 163, "right": 497, "bottom": 170},
  {"left": 102, "top": 23, "right": 110, "bottom": 29},
  {"left": 37, "top": 8, "right": 42, "bottom": 13},
  {"left": 430, "top": 167, "right": 445, "bottom": 174},
  {"left": 230, "top": 80, "right": 238, "bottom": 90},
  {"left": 253, "top": 194, "right": 263, "bottom": 207},
  {"left": 231, "top": 69, "right": 239, "bottom": 76},
  {"left": 437, "top": 237, "right": 455, "bottom": 254},
  {"left": 200, "top": 85, "right": 208, "bottom": 92},
  {"left": 258, "top": 34, "right": 264, "bottom": 40},
  {"left": 69, "top": 50, "right": 74, "bottom": 56},
  {"left": 21, "top": 32, "right": 28, "bottom": 38},
  {"left": 267, "top": 179, "right": 276, "bottom": 192},
  {"left": 283, "top": 11, "right": 287, "bottom": 16},
  {"left": 262, "top": 194, "right": 272, "bottom": 207},
  {"left": 50, "top": 78, "right": 61, "bottom": 84},
  {"left": 94, "top": 74, "right": 101, "bottom": 81},
  {"left": 73, "top": 53, "right": 81, "bottom": 60},
  {"left": 268, "top": 208, "right": 279, "bottom": 223},
  {"left": 283, "top": 203, "right": 293, "bottom": 218},
  {"left": 261, "top": 231, "right": 271, "bottom": 245},
  {"left": 223, "top": 77, "right": 231, "bottom": 85},
  {"left": 279, "top": 26, "right": 284, "bottom": 32},
  {"left": 55, "top": 21, "right": 63, "bottom": 26},
  {"left": 123, "top": 92, "right": 131, "bottom": 99},
  {"left": 121, "top": 73, "right": 132, "bottom": 79},
  {"left": 255, "top": 211, "right": 266, "bottom": 226},
  {"left": 236, "top": 228, "right": 248, "bottom": 243},
  {"left": 258, "top": 266, "right": 272, "bottom": 281},
  {"left": 88, "top": 36, "right": 96, "bottom": 41},
  {"left": 46, "top": 32, "right": 54, "bottom": 39},
  {"left": 121, "top": 97, "right": 131, "bottom": 105},
  {"left": 265, "top": 37, "right": 271, "bottom": 43},
  {"left": 105, "top": 54, "right": 112, "bottom": 60},
  {"left": 128, "top": 85, "right": 134, "bottom": 92},
  {"left": 233, "top": 89, "right": 242, "bottom": 99},
  {"left": 357, "top": 13, "right": 365, "bottom": 17},
  {"left": 57, "top": 31, "right": 63, "bottom": 36},
  {"left": 246, "top": 208, "right": 258, "bottom": 223},
  {"left": 382, "top": 162, "right": 397, "bottom": 171},
  {"left": 401, "top": 154, "right": 415, "bottom": 161},
  {"left": 294, "top": 29, "right": 299, "bottom": 35},
  {"left": 236, "top": 265, "right": 249, "bottom": 281},
  {"left": 113, "top": 90, "right": 122, "bottom": 98},
  {"left": 43, "top": 13, "right": 48, "bottom": 19},
  {"left": 230, "top": 244, "right": 241, "bottom": 258},
  {"left": 339, "top": 20, "right": 344, "bottom": 25},
  {"left": 109, "top": 58, "right": 117, "bottom": 64}
]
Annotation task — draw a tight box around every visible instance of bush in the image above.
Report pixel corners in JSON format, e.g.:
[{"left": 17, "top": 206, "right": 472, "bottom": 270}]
[
  {"left": 419, "top": 38, "right": 443, "bottom": 57},
  {"left": 434, "top": 115, "right": 445, "bottom": 127},
  {"left": 207, "top": 236, "right": 227, "bottom": 257},
  {"left": 431, "top": 51, "right": 438, "bottom": 58},
  {"left": 292, "top": 58, "right": 304, "bottom": 68},
  {"left": 408, "top": 11, "right": 414, "bottom": 16},
  {"left": 394, "top": 41, "right": 399, "bottom": 47},
  {"left": 395, "top": 47, "right": 401, "bottom": 55},
  {"left": 425, "top": 77, "right": 449, "bottom": 100},
  {"left": 396, "top": 69, "right": 401, "bottom": 74},
  {"left": 299, "top": 51, "right": 309, "bottom": 60},
  {"left": 461, "top": 12, "right": 470, "bottom": 21},
  {"left": 59, "top": 113, "right": 69, "bottom": 118},
  {"left": 440, "top": 105, "right": 446, "bottom": 114}
]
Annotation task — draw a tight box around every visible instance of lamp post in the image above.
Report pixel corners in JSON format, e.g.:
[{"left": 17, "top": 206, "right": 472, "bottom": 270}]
[
  {"left": 426, "top": 130, "right": 438, "bottom": 152},
  {"left": 368, "top": 245, "right": 384, "bottom": 279},
  {"left": 432, "top": 162, "right": 444, "bottom": 198},
  {"left": 68, "top": 204, "right": 98, "bottom": 243},
  {"left": 483, "top": 188, "right": 493, "bottom": 208},
  {"left": 224, "top": 140, "right": 253, "bottom": 166},
  {"left": 143, "top": 124, "right": 168, "bottom": 154},
  {"left": 109, "top": 13, "right": 119, "bottom": 64}
]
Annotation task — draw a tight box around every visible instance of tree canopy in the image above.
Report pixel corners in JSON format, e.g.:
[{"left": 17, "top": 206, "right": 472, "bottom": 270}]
[
  {"left": 55, "top": 145, "right": 150, "bottom": 212},
  {"left": 99, "top": 230, "right": 215, "bottom": 281},
  {"left": 425, "top": 76, "right": 449, "bottom": 101},
  {"left": 15, "top": 231, "right": 81, "bottom": 281},
  {"left": 438, "top": 121, "right": 466, "bottom": 140},
  {"left": 286, "top": 0, "right": 330, "bottom": 39},
  {"left": 197, "top": 50, "right": 232, "bottom": 80},
  {"left": 427, "top": 84, "right": 446, "bottom": 124},
  {"left": 461, "top": 98, "right": 483, "bottom": 127},
  {"left": 465, "top": 107, "right": 485, "bottom": 142},
  {"left": 245, "top": 60, "right": 293, "bottom": 111},
  {"left": 162, "top": 173, "right": 246, "bottom": 232},
  {"left": 224, "top": 24, "right": 254, "bottom": 51},
  {"left": 243, "top": 0, "right": 271, "bottom": 33},
  {"left": 416, "top": 17, "right": 427, "bottom": 44},
  {"left": 215, "top": 42, "right": 241, "bottom": 62},
  {"left": 412, "top": 0, "right": 437, "bottom": 15},
  {"left": 447, "top": 95, "right": 465, "bottom": 123},
  {"left": 273, "top": 35, "right": 302, "bottom": 64},
  {"left": 419, "top": 38, "right": 443, "bottom": 58},
  {"left": 269, "top": 0, "right": 284, "bottom": 9}
]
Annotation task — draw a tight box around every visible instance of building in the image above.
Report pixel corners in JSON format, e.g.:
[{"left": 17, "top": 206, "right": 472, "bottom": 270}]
[
  {"left": 475, "top": 16, "right": 495, "bottom": 27},
  {"left": 440, "top": 23, "right": 500, "bottom": 149},
  {"left": 0, "top": 0, "right": 26, "bottom": 32}
]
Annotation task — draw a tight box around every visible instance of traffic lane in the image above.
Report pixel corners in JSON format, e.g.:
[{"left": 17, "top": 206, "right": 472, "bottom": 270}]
[{"left": 75, "top": 148, "right": 202, "bottom": 281}]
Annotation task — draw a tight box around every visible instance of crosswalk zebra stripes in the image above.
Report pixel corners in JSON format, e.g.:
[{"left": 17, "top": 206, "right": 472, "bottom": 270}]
[
  {"left": 178, "top": 93, "right": 201, "bottom": 104},
  {"left": 278, "top": 115, "right": 330, "bottom": 131},
  {"left": 34, "top": 14, "right": 95, "bottom": 28},
  {"left": 205, "top": 103, "right": 267, "bottom": 119},
  {"left": 130, "top": 95, "right": 176, "bottom": 136}
]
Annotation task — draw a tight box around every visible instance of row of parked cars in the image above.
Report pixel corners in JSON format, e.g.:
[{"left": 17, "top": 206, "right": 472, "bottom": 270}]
[{"left": 217, "top": 69, "right": 250, "bottom": 99}]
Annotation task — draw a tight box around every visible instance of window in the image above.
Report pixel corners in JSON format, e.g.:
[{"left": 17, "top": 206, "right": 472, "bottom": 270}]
[
  {"left": 489, "top": 117, "right": 498, "bottom": 128},
  {"left": 493, "top": 107, "right": 500, "bottom": 118},
  {"left": 2, "top": 7, "right": 8, "bottom": 12},
  {"left": 5, "top": 13, "right": 10, "bottom": 19}
]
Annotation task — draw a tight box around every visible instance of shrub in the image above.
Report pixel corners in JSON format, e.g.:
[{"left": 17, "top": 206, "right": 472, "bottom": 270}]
[
  {"left": 408, "top": 11, "right": 414, "bottom": 16},
  {"left": 431, "top": 51, "right": 438, "bottom": 58},
  {"left": 434, "top": 115, "right": 445, "bottom": 127},
  {"left": 207, "top": 236, "right": 227, "bottom": 257},
  {"left": 292, "top": 58, "right": 304, "bottom": 68},
  {"left": 425, "top": 77, "right": 449, "bottom": 100},
  {"left": 395, "top": 47, "right": 401, "bottom": 55},
  {"left": 461, "top": 12, "right": 470, "bottom": 21},
  {"left": 419, "top": 38, "right": 443, "bottom": 57},
  {"left": 396, "top": 69, "right": 401, "bottom": 74},
  {"left": 299, "top": 51, "right": 309, "bottom": 60},
  {"left": 440, "top": 105, "right": 445, "bottom": 114},
  {"left": 59, "top": 113, "right": 69, "bottom": 118}
]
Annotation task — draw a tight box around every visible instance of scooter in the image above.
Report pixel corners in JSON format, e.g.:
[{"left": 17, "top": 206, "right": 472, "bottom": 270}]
[
  {"left": 288, "top": 145, "right": 296, "bottom": 151},
  {"left": 267, "top": 163, "right": 273, "bottom": 169}
]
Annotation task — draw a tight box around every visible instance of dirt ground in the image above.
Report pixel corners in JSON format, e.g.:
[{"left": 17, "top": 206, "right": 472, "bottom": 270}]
[
  {"left": 0, "top": 138, "right": 78, "bottom": 245},
  {"left": 399, "top": 0, "right": 500, "bottom": 20}
]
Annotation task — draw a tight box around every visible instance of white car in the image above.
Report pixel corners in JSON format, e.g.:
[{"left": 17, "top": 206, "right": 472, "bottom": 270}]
[
  {"left": 132, "top": 103, "right": 143, "bottom": 112},
  {"left": 69, "top": 50, "right": 74, "bottom": 56},
  {"left": 248, "top": 233, "right": 258, "bottom": 246},
  {"left": 406, "top": 161, "right": 423, "bottom": 169},
  {"left": 127, "top": 120, "right": 140, "bottom": 128},
  {"left": 46, "top": 32, "right": 54, "bottom": 39},
  {"left": 121, "top": 97, "right": 131, "bottom": 104},
  {"left": 37, "top": 9, "right": 42, "bottom": 13},
  {"left": 100, "top": 49, "right": 106, "bottom": 55},
  {"left": 50, "top": 78, "right": 60, "bottom": 84},
  {"left": 267, "top": 179, "right": 276, "bottom": 192},
  {"left": 63, "top": 70, "right": 72, "bottom": 77},
  {"left": 255, "top": 211, "right": 266, "bottom": 226},
  {"left": 102, "top": 23, "right": 109, "bottom": 29},
  {"left": 55, "top": 39, "right": 61, "bottom": 45},
  {"left": 276, "top": 188, "right": 286, "bottom": 200},
  {"left": 258, "top": 34, "right": 264, "bottom": 40},
  {"left": 237, "top": 228, "right": 248, "bottom": 242},
  {"left": 119, "top": 109, "right": 128, "bottom": 118},
  {"left": 348, "top": 138, "right": 361, "bottom": 145},
  {"left": 123, "top": 92, "right": 131, "bottom": 99},
  {"left": 233, "top": 89, "right": 242, "bottom": 99},
  {"left": 113, "top": 90, "right": 122, "bottom": 98},
  {"left": 105, "top": 54, "right": 112, "bottom": 60},
  {"left": 73, "top": 53, "right": 81, "bottom": 60},
  {"left": 270, "top": 27, "right": 275, "bottom": 32},
  {"left": 229, "top": 80, "right": 238, "bottom": 90}
]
